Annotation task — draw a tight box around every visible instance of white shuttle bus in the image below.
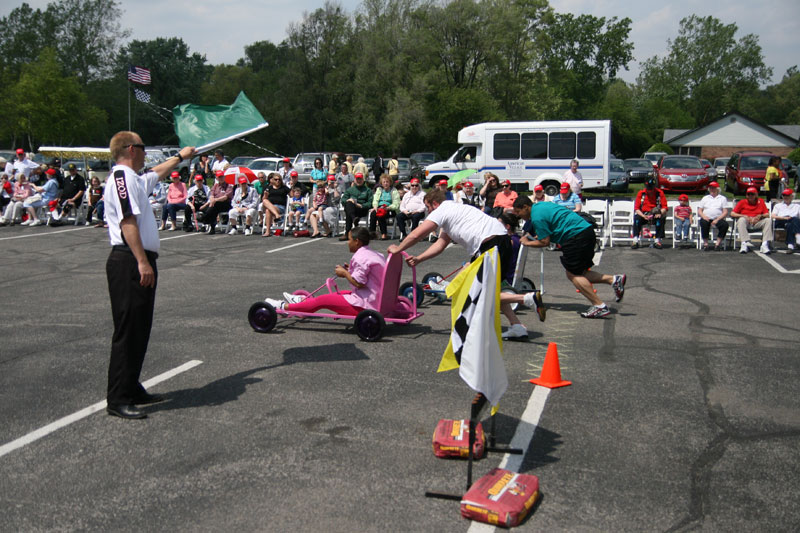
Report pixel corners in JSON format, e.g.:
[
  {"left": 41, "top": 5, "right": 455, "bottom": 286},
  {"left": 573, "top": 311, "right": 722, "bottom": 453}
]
[{"left": 425, "top": 120, "right": 611, "bottom": 196}]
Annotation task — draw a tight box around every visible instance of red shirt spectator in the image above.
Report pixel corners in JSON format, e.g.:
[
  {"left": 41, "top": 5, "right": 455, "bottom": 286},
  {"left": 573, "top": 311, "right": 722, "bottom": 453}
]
[
  {"left": 634, "top": 188, "right": 667, "bottom": 213},
  {"left": 733, "top": 197, "right": 768, "bottom": 217}
]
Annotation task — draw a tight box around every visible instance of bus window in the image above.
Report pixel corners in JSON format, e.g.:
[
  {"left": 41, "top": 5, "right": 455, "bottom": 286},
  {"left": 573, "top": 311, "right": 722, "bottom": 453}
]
[
  {"left": 493, "top": 133, "right": 520, "bottom": 160},
  {"left": 454, "top": 145, "right": 477, "bottom": 163},
  {"left": 577, "top": 132, "right": 596, "bottom": 159},
  {"left": 521, "top": 133, "right": 547, "bottom": 159},
  {"left": 549, "top": 132, "right": 576, "bottom": 159}
]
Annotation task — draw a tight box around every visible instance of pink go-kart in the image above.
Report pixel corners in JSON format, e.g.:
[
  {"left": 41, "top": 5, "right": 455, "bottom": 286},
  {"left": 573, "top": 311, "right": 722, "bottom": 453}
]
[{"left": 248, "top": 252, "right": 424, "bottom": 342}]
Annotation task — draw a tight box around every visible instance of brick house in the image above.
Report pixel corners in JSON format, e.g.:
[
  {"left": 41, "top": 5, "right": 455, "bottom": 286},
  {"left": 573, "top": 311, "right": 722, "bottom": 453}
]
[{"left": 663, "top": 111, "right": 799, "bottom": 160}]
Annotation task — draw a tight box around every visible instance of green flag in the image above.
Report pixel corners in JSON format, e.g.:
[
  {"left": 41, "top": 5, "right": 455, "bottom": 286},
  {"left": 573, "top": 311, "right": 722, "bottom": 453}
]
[{"left": 172, "top": 91, "right": 268, "bottom": 152}]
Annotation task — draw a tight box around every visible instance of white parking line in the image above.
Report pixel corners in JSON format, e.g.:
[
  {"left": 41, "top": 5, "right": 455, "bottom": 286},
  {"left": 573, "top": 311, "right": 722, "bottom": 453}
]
[
  {"left": 161, "top": 232, "right": 201, "bottom": 242},
  {"left": 756, "top": 251, "right": 800, "bottom": 274},
  {"left": 0, "top": 226, "right": 91, "bottom": 241},
  {"left": 266, "top": 238, "right": 323, "bottom": 254},
  {"left": 0, "top": 360, "right": 203, "bottom": 459}
]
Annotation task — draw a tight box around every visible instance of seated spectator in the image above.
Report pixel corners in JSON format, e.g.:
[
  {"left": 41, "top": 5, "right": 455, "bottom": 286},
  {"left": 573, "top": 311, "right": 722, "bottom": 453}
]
[
  {"left": 58, "top": 163, "right": 87, "bottom": 220},
  {"left": 493, "top": 179, "right": 518, "bottom": 213},
  {"left": 286, "top": 170, "right": 308, "bottom": 196},
  {"left": 456, "top": 180, "right": 483, "bottom": 209},
  {"left": 339, "top": 172, "right": 372, "bottom": 241},
  {"left": 552, "top": 183, "right": 582, "bottom": 212},
  {"left": 161, "top": 171, "right": 187, "bottom": 231},
  {"left": 0, "top": 173, "right": 12, "bottom": 215},
  {"left": 370, "top": 174, "right": 400, "bottom": 240},
  {"left": 673, "top": 194, "right": 694, "bottom": 244},
  {"left": 252, "top": 172, "right": 269, "bottom": 226},
  {"left": 631, "top": 176, "right": 667, "bottom": 249},
  {"left": 262, "top": 172, "right": 290, "bottom": 237},
  {"left": 228, "top": 176, "right": 259, "bottom": 235},
  {"left": 198, "top": 170, "right": 234, "bottom": 235},
  {"left": 1, "top": 174, "right": 33, "bottom": 225},
  {"left": 732, "top": 187, "right": 773, "bottom": 254},
  {"left": 479, "top": 172, "right": 501, "bottom": 215},
  {"left": 697, "top": 181, "right": 729, "bottom": 251},
  {"left": 84, "top": 176, "right": 106, "bottom": 227},
  {"left": 29, "top": 166, "right": 45, "bottom": 186},
  {"left": 287, "top": 186, "right": 307, "bottom": 229},
  {"left": 184, "top": 175, "right": 210, "bottom": 231},
  {"left": 396, "top": 178, "right": 426, "bottom": 241},
  {"left": 149, "top": 176, "right": 168, "bottom": 220},
  {"left": 435, "top": 179, "right": 454, "bottom": 201},
  {"left": 530, "top": 184, "right": 553, "bottom": 204},
  {"left": 265, "top": 227, "right": 386, "bottom": 314},
  {"left": 771, "top": 188, "right": 800, "bottom": 253},
  {"left": 24, "top": 168, "right": 60, "bottom": 226},
  {"left": 308, "top": 179, "right": 330, "bottom": 237},
  {"left": 319, "top": 176, "right": 342, "bottom": 237}
]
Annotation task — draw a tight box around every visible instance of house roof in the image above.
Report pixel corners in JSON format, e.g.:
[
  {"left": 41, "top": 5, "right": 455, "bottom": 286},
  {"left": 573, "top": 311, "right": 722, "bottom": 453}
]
[{"left": 663, "top": 111, "right": 799, "bottom": 146}]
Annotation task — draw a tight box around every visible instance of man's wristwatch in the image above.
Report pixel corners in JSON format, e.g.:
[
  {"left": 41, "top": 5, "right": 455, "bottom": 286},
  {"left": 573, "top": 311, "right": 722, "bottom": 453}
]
[{"left": 174, "top": 154, "right": 183, "bottom": 163}]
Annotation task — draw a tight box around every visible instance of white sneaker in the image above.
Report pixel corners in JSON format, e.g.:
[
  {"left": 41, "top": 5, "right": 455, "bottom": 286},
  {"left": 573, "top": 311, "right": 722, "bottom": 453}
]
[
  {"left": 502, "top": 323, "right": 528, "bottom": 339},
  {"left": 265, "top": 298, "right": 286, "bottom": 310},
  {"left": 581, "top": 304, "right": 610, "bottom": 318},
  {"left": 740, "top": 242, "right": 751, "bottom": 254},
  {"left": 30, "top": 219, "right": 43, "bottom": 226},
  {"left": 428, "top": 277, "right": 449, "bottom": 291},
  {"left": 523, "top": 290, "right": 546, "bottom": 322},
  {"left": 228, "top": 227, "right": 238, "bottom": 235},
  {"left": 0, "top": 217, "right": 6, "bottom": 225},
  {"left": 282, "top": 292, "right": 306, "bottom": 304},
  {"left": 759, "top": 243, "right": 771, "bottom": 255},
  {"left": 51, "top": 210, "right": 62, "bottom": 221},
  {"left": 20, "top": 219, "right": 33, "bottom": 226},
  {"left": 244, "top": 227, "right": 252, "bottom": 236}
]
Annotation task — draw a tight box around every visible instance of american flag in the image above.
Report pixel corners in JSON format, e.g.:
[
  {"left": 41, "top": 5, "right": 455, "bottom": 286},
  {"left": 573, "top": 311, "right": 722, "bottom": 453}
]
[
  {"left": 134, "top": 88, "right": 151, "bottom": 103},
  {"left": 127, "top": 65, "right": 151, "bottom": 85}
]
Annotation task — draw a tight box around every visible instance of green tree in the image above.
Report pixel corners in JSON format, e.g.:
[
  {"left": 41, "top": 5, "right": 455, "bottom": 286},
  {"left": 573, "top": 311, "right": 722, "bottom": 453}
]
[
  {"left": 0, "top": 3, "right": 50, "bottom": 75},
  {"left": 637, "top": 15, "right": 772, "bottom": 125},
  {"left": 2, "top": 48, "right": 106, "bottom": 149},
  {"left": 593, "top": 80, "right": 649, "bottom": 158},
  {"left": 741, "top": 67, "right": 800, "bottom": 124}
]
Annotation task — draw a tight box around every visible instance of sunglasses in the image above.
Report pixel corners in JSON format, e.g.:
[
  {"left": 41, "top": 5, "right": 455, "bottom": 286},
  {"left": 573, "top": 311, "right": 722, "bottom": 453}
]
[
  {"left": 502, "top": 184, "right": 510, "bottom": 188},
  {"left": 125, "top": 143, "right": 145, "bottom": 151},
  {"left": 410, "top": 184, "right": 419, "bottom": 187}
]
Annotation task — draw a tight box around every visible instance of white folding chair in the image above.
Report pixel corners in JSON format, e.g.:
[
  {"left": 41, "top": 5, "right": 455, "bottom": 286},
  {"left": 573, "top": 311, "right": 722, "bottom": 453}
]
[
  {"left": 584, "top": 199, "right": 609, "bottom": 249},
  {"left": 609, "top": 200, "right": 634, "bottom": 247}
]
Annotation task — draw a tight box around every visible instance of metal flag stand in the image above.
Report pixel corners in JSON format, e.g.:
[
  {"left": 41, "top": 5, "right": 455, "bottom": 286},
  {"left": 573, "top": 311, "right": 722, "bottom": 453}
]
[{"left": 424, "top": 393, "right": 523, "bottom": 501}]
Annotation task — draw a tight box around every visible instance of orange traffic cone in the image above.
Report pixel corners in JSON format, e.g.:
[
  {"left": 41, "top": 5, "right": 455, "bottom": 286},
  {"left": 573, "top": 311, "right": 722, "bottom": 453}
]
[{"left": 530, "top": 342, "right": 572, "bottom": 388}]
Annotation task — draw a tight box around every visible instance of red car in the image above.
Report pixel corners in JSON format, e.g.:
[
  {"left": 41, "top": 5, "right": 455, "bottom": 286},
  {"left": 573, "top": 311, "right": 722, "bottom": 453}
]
[
  {"left": 724, "top": 151, "right": 782, "bottom": 195},
  {"left": 656, "top": 155, "right": 711, "bottom": 193}
]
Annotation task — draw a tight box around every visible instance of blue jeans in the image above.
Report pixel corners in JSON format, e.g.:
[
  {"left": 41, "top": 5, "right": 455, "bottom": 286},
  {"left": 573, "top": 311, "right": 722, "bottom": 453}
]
[
  {"left": 673, "top": 217, "right": 691, "bottom": 240},
  {"left": 164, "top": 202, "right": 186, "bottom": 223}
]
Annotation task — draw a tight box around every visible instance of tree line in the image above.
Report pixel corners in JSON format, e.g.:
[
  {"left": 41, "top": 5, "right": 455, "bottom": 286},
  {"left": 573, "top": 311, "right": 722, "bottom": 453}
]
[{"left": 1, "top": 0, "right": 797, "bottom": 161}]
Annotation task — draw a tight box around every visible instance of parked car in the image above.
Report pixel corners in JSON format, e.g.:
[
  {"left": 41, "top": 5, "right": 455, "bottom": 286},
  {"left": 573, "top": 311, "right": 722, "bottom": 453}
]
[
  {"left": 724, "top": 151, "right": 776, "bottom": 195},
  {"left": 144, "top": 149, "right": 167, "bottom": 172},
  {"left": 409, "top": 152, "right": 441, "bottom": 166},
  {"left": 623, "top": 158, "right": 655, "bottom": 183},
  {"left": 699, "top": 158, "right": 712, "bottom": 169},
  {"left": 151, "top": 145, "right": 190, "bottom": 179},
  {"left": 395, "top": 157, "right": 424, "bottom": 183},
  {"left": 641, "top": 151, "right": 668, "bottom": 167},
  {"left": 230, "top": 156, "right": 258, "bottom": 167},
  {"left": 656, "top": 155, "right": 711, "bottom": 193},
  {"left": 781, "top": 158, "right": 797, "bottom": 180},
  {"left": 606, "top": 158, "right": 628, "bottom": 192},
  {"left": 249, "top": 157, "right": 282, "bottom": 175},
  {"left": 713, "top": 157, "right": 729, "bottom": 178}
]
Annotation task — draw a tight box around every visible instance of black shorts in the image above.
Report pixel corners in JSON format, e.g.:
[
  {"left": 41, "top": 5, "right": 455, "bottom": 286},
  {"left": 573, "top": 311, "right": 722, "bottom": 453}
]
[
  {"left": 473, "top": 234, "right": 513, "bottom": 280},
  {"left": 559, "top": 227, "right": 596, "bottom": 275}
]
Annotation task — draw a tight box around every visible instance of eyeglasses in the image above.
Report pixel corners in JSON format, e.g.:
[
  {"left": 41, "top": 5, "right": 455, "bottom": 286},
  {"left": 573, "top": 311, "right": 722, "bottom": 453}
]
[
  {"left": 125, "top": 144, "right": 145, "bottom": 151},
  {"left": 410, "top": 184, "right": 419, "bottom": 187}
]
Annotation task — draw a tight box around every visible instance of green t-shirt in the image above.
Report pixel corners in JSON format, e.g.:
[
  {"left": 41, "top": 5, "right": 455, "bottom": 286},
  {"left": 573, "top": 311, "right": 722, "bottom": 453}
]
[
  {"left": 253, "top": 180, "right": 267, "bottom": 197},
  {"left": 528, "top": 201, "right": 590, "bottom": 244}
]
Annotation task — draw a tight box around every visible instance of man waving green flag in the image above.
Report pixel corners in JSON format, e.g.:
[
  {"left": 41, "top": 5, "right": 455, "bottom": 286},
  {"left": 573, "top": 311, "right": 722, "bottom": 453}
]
[{"left": 173, "top": 91, "right": 268, "bottom": 153}]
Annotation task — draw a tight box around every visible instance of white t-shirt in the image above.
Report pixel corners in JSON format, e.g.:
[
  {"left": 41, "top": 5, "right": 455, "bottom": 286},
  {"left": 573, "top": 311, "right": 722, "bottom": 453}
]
[
  {"left": 562, "top": 170, "right": 583, "bottom": 194},
  {"left": 104, "top": 164, "right": 160, "bottom": 252},
  {"left": 425, "top": 200, "right": 506, "bottom": 256},
  {"left": 772, "top": 202, "right": 800, "bottom": 219},
  {"left": 698, "top": 194, "right": 728, "bottom": 219},
  {"left": 13, "top": 157, "right": 40, "bottom": 178},
  {"left": 211, "top": 158, "right": 229, "bottom": 173}
]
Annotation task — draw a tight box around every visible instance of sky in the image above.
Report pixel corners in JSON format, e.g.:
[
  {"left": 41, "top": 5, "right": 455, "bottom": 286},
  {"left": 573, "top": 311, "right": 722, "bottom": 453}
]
[{"left": 5, "top": 0, "right": 799, "bottom": 85}]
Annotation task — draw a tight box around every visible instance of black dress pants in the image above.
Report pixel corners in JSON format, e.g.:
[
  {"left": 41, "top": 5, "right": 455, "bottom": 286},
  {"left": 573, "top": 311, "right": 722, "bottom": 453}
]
[
  {"left": 200, "top": 200, "right": 231, "bottom": 229},
  {"left": 344, "top": 202, "right": 370, "bottom": 234},
  {"left": 106, "top": 248, "right": 158, "bottom": 404}
]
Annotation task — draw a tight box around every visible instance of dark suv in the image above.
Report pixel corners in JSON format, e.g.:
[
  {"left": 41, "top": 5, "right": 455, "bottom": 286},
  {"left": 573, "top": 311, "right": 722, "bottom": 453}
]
[{"left": 725, "top": 151, "right": 775, "bottom": 195}]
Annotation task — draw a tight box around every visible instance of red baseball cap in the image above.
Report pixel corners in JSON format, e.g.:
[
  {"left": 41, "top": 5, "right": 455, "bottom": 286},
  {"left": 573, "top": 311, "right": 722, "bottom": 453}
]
[
  {"left": 502, "top": 179, "right": 511, "bottom": 186},
  {"left": 194, "top": 174, "right": 204, "bottom": 181},
  {"left": 438, "top": 179, "right": 448, "bottom": 186},
  {"left": 214, "top": 170, "right": 224, "bottom": 177},
  {"left": 746, "top": 186, "right": 758, "bottom": 194},
  {"left": 560, "top": 183, "right": 570, "bottom": 192},
  {"left": 410, "top": 178, "right": 420, "bottom": 184},
  {"left": 238, "top": 176, "right": 248, "bottom": 184},
  {"left": 290, "top": 170, "right": 298, "bottom": 177},
  {"left": 45, "top": 168, "right": 57, "bottom": 176},
  {"left": 327, "top": 175, "right": 336, "bottom": 181},
  {"left": 534, "top": 184, "right": 544, "bottom": 192},
  {"left": 170, "top": 171, "right": 180, "bottom": 178},
  {"left": 355, "top": 172, "right": 364, "bottom": 179},
  {"left": 678, "top": 194, "right": 689, "bottom": 201},
  {"left": 708, "top": 181, "right": 719, "bottom": 188},
  {"left": 463, "top": 181, "right": 474, "bottom": 187},
  {"left": 282, "top": 157, "right": 290, "bottom": 163},
  {"left": 16, "top": 148, "right": 24, "bottom": 155},
  {"left": 782, "top": 188, "right": 794, "bottom": 196}
]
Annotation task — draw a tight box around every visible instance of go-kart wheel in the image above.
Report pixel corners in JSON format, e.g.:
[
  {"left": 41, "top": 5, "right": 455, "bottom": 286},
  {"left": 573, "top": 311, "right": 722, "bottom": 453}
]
[
  {"left": 422, "top": 272, "right": 444, "bottom": 286},
  {"left": 355, "top": 310, "right": 385, "bottom": 342},
  {"left": 501, "top": 286, "right": 519, "bottom": 311},
  {"left": 248, "top": 301, "right": 277, "bottom": 333},
  {"left": 293, "top": 289, "right": 312, "bottom": 298},
  {"left": 519, "top": 277, "right": 536, "bottom": 292},
  {"left": 399, "top": 281, "right": 424, "bottom": 305}
]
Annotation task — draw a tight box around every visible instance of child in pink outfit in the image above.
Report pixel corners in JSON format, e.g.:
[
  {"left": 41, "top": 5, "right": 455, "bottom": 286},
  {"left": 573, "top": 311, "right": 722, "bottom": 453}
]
[{"left": 268, "top": 227, "right": 386, "bottom": 314}]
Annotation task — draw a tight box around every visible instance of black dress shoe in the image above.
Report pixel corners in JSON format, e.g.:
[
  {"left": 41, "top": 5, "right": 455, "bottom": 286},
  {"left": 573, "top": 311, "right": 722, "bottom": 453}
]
[
  {"left": 107, "top": 403, "right": 147, "bottom": 419},
  {"left": 134, "top": 392, "right": 166, "bottom": 405}
]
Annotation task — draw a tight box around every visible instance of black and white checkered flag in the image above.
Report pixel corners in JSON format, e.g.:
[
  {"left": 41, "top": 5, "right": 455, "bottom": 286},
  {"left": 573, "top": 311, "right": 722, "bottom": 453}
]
[
  {"left": 450, "top": 262, "right": 484, "bottom": 365},
  {"left": 134, "top": 88, "right": 151, "bottom": 103}
]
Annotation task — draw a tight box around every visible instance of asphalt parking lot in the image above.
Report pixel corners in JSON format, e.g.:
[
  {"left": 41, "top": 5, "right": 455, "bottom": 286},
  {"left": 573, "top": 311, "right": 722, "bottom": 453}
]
[{"left": 1, "top": 224, "right": 798, "bottom": 532}]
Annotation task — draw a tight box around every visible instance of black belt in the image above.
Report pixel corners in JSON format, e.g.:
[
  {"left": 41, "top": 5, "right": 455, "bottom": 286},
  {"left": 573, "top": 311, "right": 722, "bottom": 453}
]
[{"left": 112, "top": 244, "right": 158, "bottom": 260}]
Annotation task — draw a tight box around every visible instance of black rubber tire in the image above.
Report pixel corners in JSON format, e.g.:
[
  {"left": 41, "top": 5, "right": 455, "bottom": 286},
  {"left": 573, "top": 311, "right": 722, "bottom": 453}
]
[
  {"left": 519, "top": 277, "right": 535, "bottom": 292},
  {"left": 248, "top": 302, "right": 277, "bottom": 333},
  {"left": 399, "top": 281, "right": 424, "bottom": 305},
  {"left": 543, "top": 182, "right": 560, "bottom": 197},
  {"left": 355, "top": 310, "right": 385, "bottom": 342},
  {"left": 422, "top": 271, "right": 444, "bottom": 285}
]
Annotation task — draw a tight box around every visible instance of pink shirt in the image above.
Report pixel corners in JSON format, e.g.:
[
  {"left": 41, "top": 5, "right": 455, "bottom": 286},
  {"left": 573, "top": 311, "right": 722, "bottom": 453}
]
[
  {"left": 343, "top": 246, "right": 386, "bottom": 310},
  {"left": 12, "top": 182, "right": 33, "bottom": 200},
  {"left": 674, "top": 205, "right": 692, "bottom": 219},
  {"left": 167, "top": 181, "right": 187, "bottom": 204}
]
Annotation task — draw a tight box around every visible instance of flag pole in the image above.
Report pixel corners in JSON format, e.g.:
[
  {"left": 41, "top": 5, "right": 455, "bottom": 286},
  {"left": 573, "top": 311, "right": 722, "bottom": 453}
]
[{"left": 127, "top": 79, "right": 131, "bottom": 131}]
